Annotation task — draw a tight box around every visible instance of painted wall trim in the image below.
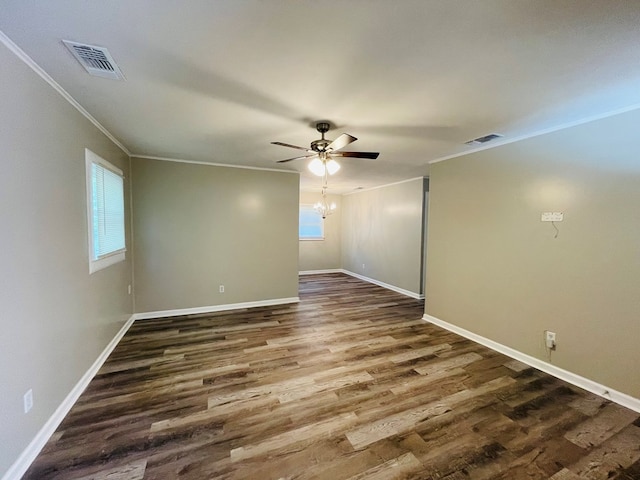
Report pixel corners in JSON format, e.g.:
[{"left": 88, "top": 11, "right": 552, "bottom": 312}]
[
  {"left": 1, "top": 315, "right": 136, "bottom": 480},
  {"left": 0, "top": 30, "right": 130, "bottom": 156},
  {"left": 342, "top": 270, "right": 424, "bottom": 300},
  {"left": 299, "top": 269, "right": 342, "bottom": 275},
  {"left": 429, "top": 103, "right": 640, "bottom": 165},
  {"left": 342, "top": 176, "right": 426, "bottom": 196},
  {"left": 423, "top": 313, "right": 640, "bottom": 414},
  {"left": 132, "top": 155, "right": 300, "bottom": 175},
  {"left": 133, "top": 297, "right": 300, "bottom": 320}
]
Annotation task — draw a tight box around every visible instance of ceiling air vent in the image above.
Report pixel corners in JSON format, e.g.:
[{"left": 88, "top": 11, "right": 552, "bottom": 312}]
[
  {"left": 465, "top": 133, "right": 503, "bottom": 146},
  {"left": 62, "top": 40, "right": 125, "bottom": 80}
]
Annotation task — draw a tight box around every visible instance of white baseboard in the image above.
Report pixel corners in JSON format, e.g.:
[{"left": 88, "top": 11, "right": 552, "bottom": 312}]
[
  {"left": 423, "top": 313, "right": 640, "bottom": 414},
  {"left": 133, "top": 297, "right": 300, "bottom": 320},
  {"left": 299, "top": 269, "right": 342, "bottom": 275},
  {"left": 2, "top": 315, "right": 136, "bottom": 480},
  {"left": 341, "top": 270, "right": 424, "bottom": 300}
]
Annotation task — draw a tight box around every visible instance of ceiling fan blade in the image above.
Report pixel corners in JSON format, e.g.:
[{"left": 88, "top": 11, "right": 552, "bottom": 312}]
[
  {"left": 276, "top": 154, "right": 317, "bottom": 164},
  {"left": 271, "top": 141, "right": 313, "bottom": 152},
  {"left": 331, "top": 151, "right": 380, "bottom": 159},
  {"left": 327, "top": 133, "right": 357, "bottom": 152}
]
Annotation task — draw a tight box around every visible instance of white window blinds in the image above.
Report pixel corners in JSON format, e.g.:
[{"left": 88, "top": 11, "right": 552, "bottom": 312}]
[
  {"left": 91, "top": 162, "right": 125, "bottom": 258},
  {"left": 86, "top": 149, "right": 126, "bottom": 273}
]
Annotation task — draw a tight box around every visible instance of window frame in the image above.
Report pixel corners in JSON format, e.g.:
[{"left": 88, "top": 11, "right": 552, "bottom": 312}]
[
  {"left": 299, "top": 204, "right": 325, "bottom": 241},
  {"left": 85, "top": 148, "right": 126, "bottom": 273}
]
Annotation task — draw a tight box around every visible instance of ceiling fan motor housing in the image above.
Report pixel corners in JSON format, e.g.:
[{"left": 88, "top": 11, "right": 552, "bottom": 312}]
[
  {"left": 312, "top": 122, "right": 332, "bottom": 151},
  {"left": 311, "top": 139, "right": 330, "bottom": 152}
]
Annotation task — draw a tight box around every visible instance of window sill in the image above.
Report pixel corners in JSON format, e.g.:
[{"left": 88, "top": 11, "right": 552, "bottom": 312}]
[{"left": 89, "top": 250, "right": 126, "bottom": 274}]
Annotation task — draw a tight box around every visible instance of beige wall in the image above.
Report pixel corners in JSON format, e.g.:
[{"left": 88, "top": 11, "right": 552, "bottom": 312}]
[
  {"left": 299, "top": 192, "right": 342, "bottom": 272},
  {"left": 0, "top": 43, "right": 133, "bottom": 476},
  {"left": 131, "top": 158, "right": 299, "bottom": 313},
  {"left": 426, "top": 108, "right": 640, "bottom": 398},
  {"left": 341, "top": 178, "right": 426, "bottom": 295}
]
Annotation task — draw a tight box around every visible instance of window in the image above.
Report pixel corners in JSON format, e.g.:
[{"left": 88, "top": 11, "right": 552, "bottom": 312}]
[
  {"left": 85, "top": 149, "right": 126, "bottom": 273},
  {"left": 299, "top": 204, "right": 324, "bottom": 240}
]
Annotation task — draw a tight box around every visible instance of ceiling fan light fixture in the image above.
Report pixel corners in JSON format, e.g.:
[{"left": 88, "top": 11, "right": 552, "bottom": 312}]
[
  {"left": 326, "top": 159, "right": 341, "bottom": 175},
  {"left": 308, "top": 158, "right": 341, "bottom": 176},
  {"left": 308, "top": 158, "right": 326, "bottom": 176}
]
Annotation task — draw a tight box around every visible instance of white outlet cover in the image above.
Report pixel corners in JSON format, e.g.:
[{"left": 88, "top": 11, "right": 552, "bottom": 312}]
[
  {"left": 545, "top": 331, "right": 557, "bottom": 349},
  {"left": 541, "top": 212, "right": 563, "bottom": 222},
  {"left": 24, "top": 389, "right": 33, "bottom": 413}
]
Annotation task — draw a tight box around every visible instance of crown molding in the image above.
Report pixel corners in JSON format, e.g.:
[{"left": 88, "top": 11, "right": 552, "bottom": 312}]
[
  {"left": 342, "top": 176, "right": 426, "bottom": 196},
  {"left": 0, "top": 30, "right": 131, "bottom": 156},
  {"left": 429, "top": 103, "right": 640, "bottom": 165},
  {"left": 131, "top": 155, "right": 300, "bottom": 174}
]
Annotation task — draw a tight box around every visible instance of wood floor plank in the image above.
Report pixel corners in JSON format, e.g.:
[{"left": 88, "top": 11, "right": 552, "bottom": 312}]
[
  {"left": 389, "top": 367, "right": 468, "bottom": 396},
  {"left": 74, "top": 460, "right": 147, "bottom": 480},
  {"left": 549, "top": 468, "right": 585, "bottom": 480},
  {"left": 568, "top": 424, "right": 640, "bottom": 479},
  {"left": 564, "top": 402, "right": 639, "bottom": 448},
  {"left": 229, "top": 412, "right": 359, "bottom": 462},
  {"left": 345, "top": 452, "right": 423, "bottom": 480},
  {"left": 345, "top": 376, "right": 515, "bottom": 449},
  {"left": 568, "top": 395, "right": 609, "bottom": 416},
  {"left": 277, "top": 371, "right": 374, "bottom": 403},
  {"left": 413, "top": 351, "right": 483, "bottom": 375},
  {"left": 389, "top": 342, "right": 452, "bottom": 363},
  {"left": 22, "top": 273, "right": 640, "bottom": 480}
]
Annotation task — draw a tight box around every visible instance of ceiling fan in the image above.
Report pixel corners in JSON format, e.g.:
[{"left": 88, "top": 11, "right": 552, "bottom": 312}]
[{"left": 272, "top": 122, "right": 379, "bottom": 175}]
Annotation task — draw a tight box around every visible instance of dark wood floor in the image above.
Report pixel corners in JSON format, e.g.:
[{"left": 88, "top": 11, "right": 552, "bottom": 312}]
[{"left": 25, "top": 273, "right": 640, "bottom": 479}]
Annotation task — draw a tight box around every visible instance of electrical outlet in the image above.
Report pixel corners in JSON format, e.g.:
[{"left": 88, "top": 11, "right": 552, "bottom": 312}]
[
  {"left": 128, "top": 284, "right": 132, "bottom": 295},
  {"left": 219, "top": 285, "right": 225, "bottom": 293},
  {"left": 362, "top": 264, "right": 365, "bottom": 270},
  {"left": 545, "top": 331, "right": 557, "bottom": 350},
  {"left": 24, "top": 389, "right": 33, "bottom": 413}
]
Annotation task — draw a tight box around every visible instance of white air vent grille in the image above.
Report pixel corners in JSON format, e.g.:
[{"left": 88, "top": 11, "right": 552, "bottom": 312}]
[
  {"left": 465, "top": 133, "right": 503, "bottom": 146},
  {"left": 62, "top": 40, "right": 125, "bottom": 80}
]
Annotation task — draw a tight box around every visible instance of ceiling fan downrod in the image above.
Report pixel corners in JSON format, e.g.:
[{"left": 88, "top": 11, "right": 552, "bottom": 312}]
[{"left": 311, "top": 123, "right": 331, "bottom": 152}]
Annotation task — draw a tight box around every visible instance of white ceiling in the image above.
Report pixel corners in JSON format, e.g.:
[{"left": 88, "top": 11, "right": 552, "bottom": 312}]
[{"left": 2, "top": 1, "right": 640, "bottom": 193}]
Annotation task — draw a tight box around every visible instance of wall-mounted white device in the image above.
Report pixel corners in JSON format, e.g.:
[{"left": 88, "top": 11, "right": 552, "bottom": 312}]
[{"left": 541, "top": 212, "right": 563, "bottom": 222}]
